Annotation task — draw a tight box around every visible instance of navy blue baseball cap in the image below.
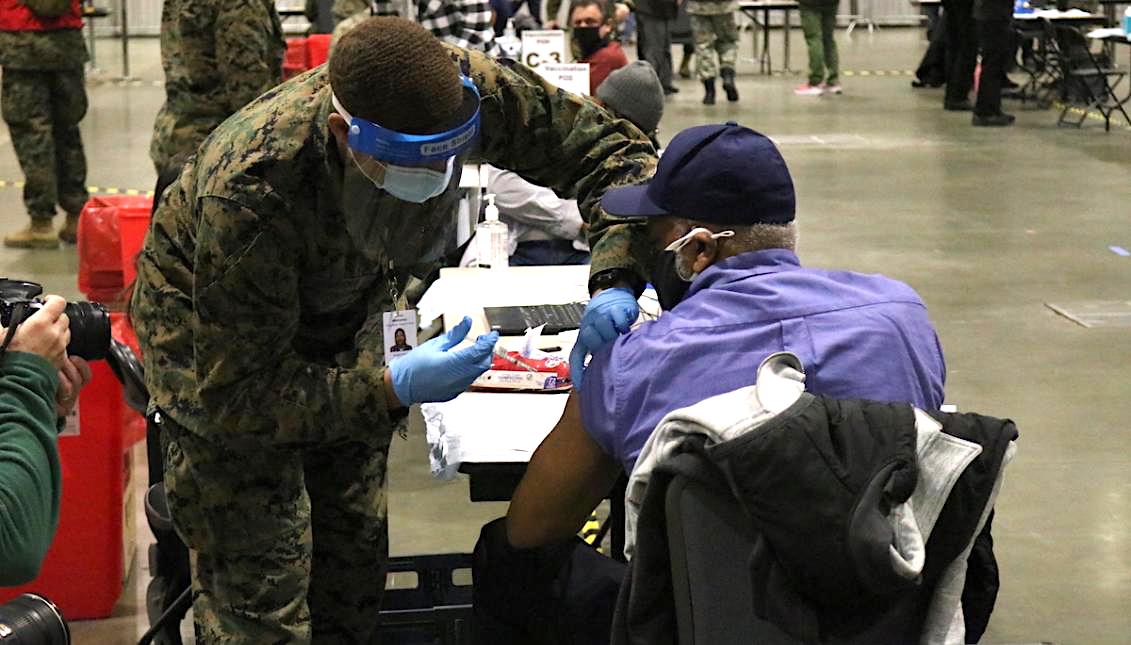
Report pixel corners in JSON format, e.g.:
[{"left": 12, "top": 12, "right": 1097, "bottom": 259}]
[{"left": 601, "top": 122, "right": 796, "bottom": 225}]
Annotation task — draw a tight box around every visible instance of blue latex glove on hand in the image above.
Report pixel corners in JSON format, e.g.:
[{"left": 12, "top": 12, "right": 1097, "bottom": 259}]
[
  {"left": 390, "top": 316, "right": 499, "bottom": 405},
  {"left": 569, "top": 287, "right": 639, "bottom": 388}
]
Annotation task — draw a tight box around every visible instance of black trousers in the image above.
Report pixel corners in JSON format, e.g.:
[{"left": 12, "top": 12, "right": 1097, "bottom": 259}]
[
  {"left": 473, "top": 518, "right": 626, "bottom": 645},
  {"left": 915, "top": 11, "right": 948, "bottom": 85},
  {"left": 637, "top": 13, "right": 675, "bottom": 89},
  {"left": 975, "top": 17, "right": 1013, "bottom": 116},
  {"left": 943, "top": 0, "right": 977, "bottom": 104}
]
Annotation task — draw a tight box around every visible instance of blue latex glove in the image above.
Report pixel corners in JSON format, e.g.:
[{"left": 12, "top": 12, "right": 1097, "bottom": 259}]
[
  {"left": 390, "top": 316, "right": 499, "bottom": 405},
  {"left": 569, "top": 287, "right": 639, "bottom": 388}
]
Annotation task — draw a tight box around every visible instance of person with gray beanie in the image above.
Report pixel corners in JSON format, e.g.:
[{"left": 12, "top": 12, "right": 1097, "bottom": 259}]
[
  {"left": 477, "top": 62, "right": 666, "bottom": 267},
  {"left": 596, "top": 60, "right": 665, "bottom": 144}
]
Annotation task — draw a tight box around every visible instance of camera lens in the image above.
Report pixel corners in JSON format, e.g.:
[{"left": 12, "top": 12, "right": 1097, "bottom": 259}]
[
  {"left": 63, "top": 301, "right": 111, "bottom": 362},
  {"left": 0, "top": 593, "right": 70, "bottom": 644}
]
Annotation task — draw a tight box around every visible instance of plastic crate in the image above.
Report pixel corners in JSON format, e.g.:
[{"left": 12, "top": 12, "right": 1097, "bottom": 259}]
[
  {"left": 284, "top": 37, "right": 308, "bottom": 79},
  {"left": 306, "top": 34, "right": 331, "bottom": 68},
  {"left": 76, "top": 195, "right": 153, "bottom": 306},
  {"left": 379, "top": 554, "right": 474, "bottom": 645},
  {"left": 118, "top": 208, "right": 151, "bottom": 288}
]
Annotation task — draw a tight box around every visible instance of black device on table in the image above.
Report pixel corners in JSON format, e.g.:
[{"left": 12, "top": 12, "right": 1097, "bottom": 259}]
[{"left": 484, "top": 302, "right": 587, "bottom": 335}]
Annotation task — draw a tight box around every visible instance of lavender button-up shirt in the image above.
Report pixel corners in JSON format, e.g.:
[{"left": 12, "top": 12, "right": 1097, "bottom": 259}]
[{"left": 580, "top": 249, "right": 946, "bottom": 474}]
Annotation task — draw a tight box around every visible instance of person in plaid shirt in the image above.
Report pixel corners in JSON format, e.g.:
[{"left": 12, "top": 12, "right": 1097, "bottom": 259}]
[{"left": 374, "top": 0, "right": 500, "bottom": 54}]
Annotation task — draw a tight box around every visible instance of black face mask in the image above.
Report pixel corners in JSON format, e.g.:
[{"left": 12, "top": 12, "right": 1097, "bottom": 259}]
[
  {"left": 573, "top": 26, "right": 606, "bottom": 58},
  {"left": 651, "top": 250, "right": 692, "bottom": 311}
]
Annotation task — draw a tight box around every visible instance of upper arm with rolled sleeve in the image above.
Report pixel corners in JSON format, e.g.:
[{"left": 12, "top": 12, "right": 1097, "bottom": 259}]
[{"left": 578, "top": 343, "right": 621, "bottom": 463}]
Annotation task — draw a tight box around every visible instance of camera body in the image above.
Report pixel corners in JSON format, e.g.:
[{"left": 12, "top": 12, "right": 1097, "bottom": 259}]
[{"left": 0, "top": 279, "right": 110, "bottom": 362}]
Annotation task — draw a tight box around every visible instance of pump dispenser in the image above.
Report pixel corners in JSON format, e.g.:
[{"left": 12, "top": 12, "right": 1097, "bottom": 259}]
[{"left": 477, "top": 194, "right": 509, "bottom": 268}]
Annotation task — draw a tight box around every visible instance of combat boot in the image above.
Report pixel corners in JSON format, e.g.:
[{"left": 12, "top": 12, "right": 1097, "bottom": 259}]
[
  {"left": 702, "top": 78, "right": 716, "bottom": 105},
  {"left": 4, "top": 219, "right": 59, "bottom": 250},
  {"left": 679, "top": 54, "right": 692, "bottom": 79},
  {"left": 59, "top": 213, "right": 80, "bottom": 245},
  {"left": 721, "top": 68, "right": 739, "bottom": 102}
]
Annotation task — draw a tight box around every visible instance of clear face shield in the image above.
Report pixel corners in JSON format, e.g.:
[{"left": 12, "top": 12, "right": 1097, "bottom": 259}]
[{"left": 333, "top": 77, "right": 481, "bottom": 268}]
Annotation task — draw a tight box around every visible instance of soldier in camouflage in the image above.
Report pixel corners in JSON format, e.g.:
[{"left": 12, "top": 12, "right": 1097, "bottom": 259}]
[
  {"left": 131, "top": 16, "right": 656, "bottom": 643},
  {"left": 305, "top": 0, "right": 370, "bottom": 28},
  {"left": 0, "top": 0, "right": 89, "bottom": 249},
  {"left": 149, "top": 0, "right": 286, "bottom": 176},
  {"left": 688, "top": 0, "right": 739, "bottom": 105}
]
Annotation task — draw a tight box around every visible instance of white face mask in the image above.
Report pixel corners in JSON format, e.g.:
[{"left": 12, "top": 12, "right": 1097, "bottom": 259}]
[
  {"left": 663, "top": 227, "right": 735, "bottom": 281},
  {"left": 348, "top": 148, "right": 455, "bottom": 204},
  {"left": 380, "top": 157, "right": 456, "bottom": 203}
]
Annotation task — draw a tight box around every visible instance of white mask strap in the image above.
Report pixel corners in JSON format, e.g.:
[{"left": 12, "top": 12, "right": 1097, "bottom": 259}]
[{"left": 664, "top": 227, "right": 735, "bottom": 253}]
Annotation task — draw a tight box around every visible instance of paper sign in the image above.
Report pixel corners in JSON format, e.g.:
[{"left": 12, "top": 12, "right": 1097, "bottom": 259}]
[
  {"left": 384, "top": 310, "right": 419, "bottom": 365},
  {"left": 521, "top": 30, "right": 568, "bottom": 69},
  {"left": 536, "top": 63, "right": 591, "bottom": 96}
]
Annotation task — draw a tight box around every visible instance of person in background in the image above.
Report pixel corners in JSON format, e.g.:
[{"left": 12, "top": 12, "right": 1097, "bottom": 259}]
[
  {"left": 511, "top": 0, "right": 542, "bottom": 25},
  {"left": 490, "top": 0, "right": 513, "bottom": 34},
  {"left": 376, "top": 0, "right": 501, "bottom": 54},
  {"left": 634, "top": 0, "right": 679, "bottom": 94},
  {"left": 0, "top": 0, "right": 89, "bottom": 249},
  {"left": 688, "top": 0, "right": 739, "bottom": 104},
  {"left": 970, "top": 0, "right": 1015, "bottom": 126},
  {"left": 795, "top": 0, "right": 841, "bottom": 95},
  {"left": 547, "top": 0, "right": 628, "bottom": 28},
  {"left": 0, "top": 296, "right": 92, "bottom": 585},
  {"left": 480, "top": 61, "right": 665, "bottom": 268},
  {"left": 569, "top": 0, "right": 628, "bottom": 95},
  {"left": 314, "top": 0, "right": 368, "bottom": 26},
  {"left": 150, "top": 0, "right": 285, "bottom": 177},
  {"left": 942, "top": 0, "right": 977, "bottom": 111}
]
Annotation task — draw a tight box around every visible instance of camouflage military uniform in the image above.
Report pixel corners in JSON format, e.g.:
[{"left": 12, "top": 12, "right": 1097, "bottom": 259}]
[
  {"left": 687, "top": 0, "right": 738, "bottom": 81},
  {"left": 149, "top": 0, "right": 285, "bottom": 176},
  {"left": 305, "top": 0, "right": 372, "bottom": 27},
  {"left": 0, "top": 0, "right": 89, "bottom": 226},
  {"left": 131, "top": 43, "right": 656, "bottom": 642}
]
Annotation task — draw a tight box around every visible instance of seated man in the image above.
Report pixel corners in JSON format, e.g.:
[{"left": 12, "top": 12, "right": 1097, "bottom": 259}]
[
  {"left": 506, "top": 121, "right": 946, "bottom": 546},
  {"left": 475, "top": 123, "right": 946, "bottom": 644},
  {"left": 569, "top": 0, "right": 629, "bottom": 94}
]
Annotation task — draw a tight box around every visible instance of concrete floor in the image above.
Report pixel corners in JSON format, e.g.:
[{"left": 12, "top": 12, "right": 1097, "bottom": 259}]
[{"left": 2, "top": 26, "right": 1129, "bottom": 645}]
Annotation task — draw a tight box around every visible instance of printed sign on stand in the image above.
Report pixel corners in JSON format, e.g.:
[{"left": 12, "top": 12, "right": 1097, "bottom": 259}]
[
  {"left": 521, "top": 30, "right": 568, "bottom": 68},
  {"left": 536, "top": 63, "right": 591, "bottom": 96}
]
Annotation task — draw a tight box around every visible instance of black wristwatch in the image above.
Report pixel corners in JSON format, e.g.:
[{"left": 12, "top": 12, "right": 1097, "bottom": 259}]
[{"left": 588, "top": 268, "right": 644, "bottom": 297}]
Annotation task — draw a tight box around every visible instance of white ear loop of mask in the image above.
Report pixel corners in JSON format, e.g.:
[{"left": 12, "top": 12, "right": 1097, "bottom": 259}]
[
  {"left": 665, "top": 228, "right": 735, "bottom": 281},
  {"left": 664, "top": 227, "right": 735, "bottom": 253}
]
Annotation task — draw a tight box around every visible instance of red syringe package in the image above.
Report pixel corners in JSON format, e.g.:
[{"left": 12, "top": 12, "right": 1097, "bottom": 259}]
[{"left": 470, "top": 351, "right": 572, "bottom": 392}]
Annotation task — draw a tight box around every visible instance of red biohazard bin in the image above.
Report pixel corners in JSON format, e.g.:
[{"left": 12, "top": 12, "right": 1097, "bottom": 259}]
[
  {"left": 0, "top": 313, "right": 145, "bottom": 619},
  {"left": 284, "top": 37, "right": 308, "bottom": 79},
  {"left": 77, "top": 195, "right": 153, "bottom": 307},
  {"left": 118, "top": 209, "right": 151, "bottom": 288},
  {"left": 306, "top": 34, "right": 332, "bottom": 68}
]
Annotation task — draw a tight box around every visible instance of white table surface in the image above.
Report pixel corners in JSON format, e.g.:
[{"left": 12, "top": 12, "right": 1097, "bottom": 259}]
[
  {"left": 418, "top": 266, "right": 590, "bottom": 477},
  {"left": 417, "top": 265, "right": 660, "bottom": 477}
]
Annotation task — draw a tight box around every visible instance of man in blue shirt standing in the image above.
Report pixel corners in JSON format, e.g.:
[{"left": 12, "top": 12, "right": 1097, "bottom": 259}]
[{"left": 505, "top": 121, "right": 946, "bottom": 548}]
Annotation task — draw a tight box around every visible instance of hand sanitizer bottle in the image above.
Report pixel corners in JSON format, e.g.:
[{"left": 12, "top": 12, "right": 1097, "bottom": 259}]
[{"left": 477, "top": 194, "right": 509, "bottom": 269}]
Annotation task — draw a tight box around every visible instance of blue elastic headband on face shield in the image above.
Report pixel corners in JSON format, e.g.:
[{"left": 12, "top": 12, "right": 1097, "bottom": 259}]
[{"left": 334, "top": 75, "right": 481, "bottom": 165}]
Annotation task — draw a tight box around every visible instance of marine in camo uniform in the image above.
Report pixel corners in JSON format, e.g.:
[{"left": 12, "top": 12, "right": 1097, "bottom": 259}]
[
  {"left": 130, "top": 17, "right": 656, "bottom": 643},
  {"left": 0, "top": 0, "right": 89, "bottom": 249},
  {"left": 688, "top": 0, "right": 739, "bottom": 105},
  {"left": 305, "top": 0, "right": 370, "bottom": 27},
  {"left": 149, "top": 0, "right": 286, "bottom": 176}
]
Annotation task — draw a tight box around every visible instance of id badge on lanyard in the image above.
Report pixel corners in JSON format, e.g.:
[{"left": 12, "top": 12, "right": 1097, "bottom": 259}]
[{"left": 382, "top": 262, "right": 417, "bottom": 366}]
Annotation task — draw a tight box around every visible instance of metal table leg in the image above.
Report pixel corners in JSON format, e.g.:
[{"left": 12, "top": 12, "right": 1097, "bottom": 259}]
[
  {"left": 762, "top": 6, "right": 772, "bottom": 74},
  {"left": 783, "top": 7, "right": 792, "bottom": 72}
]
